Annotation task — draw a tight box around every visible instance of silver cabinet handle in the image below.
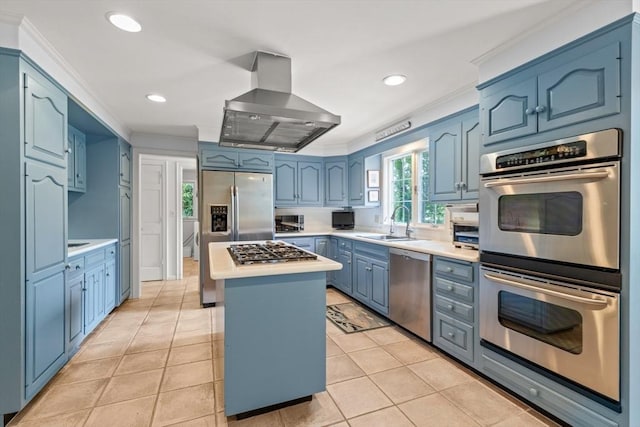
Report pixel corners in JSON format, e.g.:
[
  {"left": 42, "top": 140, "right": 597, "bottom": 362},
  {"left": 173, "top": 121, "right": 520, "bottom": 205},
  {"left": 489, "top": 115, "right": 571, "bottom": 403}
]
[
  {"left": 483, "top": 272, "right": 608, "bottom": 308},
  {"left": 65, "top": 147, "right": 73, "bottom": 154},
  {"left": 447, "top": 304, "right": 454, "bottom": 311},
  {"left": 447, "top": 285, "right": 454, "bottom": 291},
  {"left": 447, "top": 332, "right": 455, "bottom": 338},
  {"left": 535, "top": 105, "right": 546, "bottom": 113},
  {"left": 484, "top": 170, "right": 609, "bottom": 188},
  {"left": 529, "top": 388, "right": 539, "bottom": 397}
]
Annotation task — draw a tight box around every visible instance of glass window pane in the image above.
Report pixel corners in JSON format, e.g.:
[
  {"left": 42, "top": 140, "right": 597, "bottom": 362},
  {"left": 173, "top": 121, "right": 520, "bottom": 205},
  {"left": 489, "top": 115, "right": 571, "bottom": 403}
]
[
  {"left": 182, "top": 183, "right": 194, "bottom": 217},
  {"left": 418, "top": 150, "right": 445, "bottom": 225}
]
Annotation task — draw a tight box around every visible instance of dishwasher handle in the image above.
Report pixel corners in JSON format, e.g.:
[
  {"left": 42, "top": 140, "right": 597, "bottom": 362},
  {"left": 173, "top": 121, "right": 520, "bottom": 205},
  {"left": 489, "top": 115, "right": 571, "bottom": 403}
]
[{"left": 389, "top": 248, "right": 431, "bottom": 262}]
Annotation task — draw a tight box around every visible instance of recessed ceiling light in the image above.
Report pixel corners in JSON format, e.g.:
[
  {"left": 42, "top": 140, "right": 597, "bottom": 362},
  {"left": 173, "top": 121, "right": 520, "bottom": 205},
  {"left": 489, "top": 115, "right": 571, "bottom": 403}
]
[
  {"left": 106, "top": 12, "right": 142, "bottom": 32},
  {"left": 383, "top": 74, "right": 407, "bottom": 86},
  {"left": 146, "top": 94, "right": 166, "bottom": 103}
]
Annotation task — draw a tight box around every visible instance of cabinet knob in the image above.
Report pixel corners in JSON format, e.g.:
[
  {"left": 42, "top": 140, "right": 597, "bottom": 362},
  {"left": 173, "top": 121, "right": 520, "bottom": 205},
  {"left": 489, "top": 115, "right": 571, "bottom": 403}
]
[
  {"left": 447, "top": 332, "right": 455, "bottom": 338},
  {"left": 524, "top": 108, "right": 534, "bottom": 115},
  {"left": 447, "top": 285, "right": 454, "bottom": 291},
  {"left": 76, "top": 174, "right": 80, "bottom": 178},
  {"left": 65, "top": 264, "right": 71, "bottom": 270},
  {"left": 447, "top": 304, "right": 454, "bottom": 311},
  {"left": 120, "top": 173, "right": 124, "bottom": 176},
  {"left": 111, "top": 251, "right": 115, "bottom": 255},
  {"left": 106, "top": 273, "right": 110, "bottom": 277},
  {"left": 366, "top": 266, "right": 372, "bottom": 271},
  {"left": 347, "top": 260, "right": 351, "bottom": 264},
  {"left": 445, "top": 267, "right": 453, "bottom": 273},
  {"left": 76, "top": 265, "right": 81, "bottom": 270},
  {"left": 534, "top": 105, "right": 546, "bottom": 113},
  {"left": 460, "top": 182, "right": 467, "bottom": 190},
  {"left": 65, "top": 147, "right": 73, "bottom": 154},
  {"left": 528, "top": 388, "right": 539, "bottom": 397}
]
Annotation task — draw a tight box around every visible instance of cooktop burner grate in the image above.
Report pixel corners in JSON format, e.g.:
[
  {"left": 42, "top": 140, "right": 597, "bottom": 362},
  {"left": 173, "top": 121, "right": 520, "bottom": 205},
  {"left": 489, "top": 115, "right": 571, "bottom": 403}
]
[{"left": 227, "top": 242, "right": 318, "bottom": 265}]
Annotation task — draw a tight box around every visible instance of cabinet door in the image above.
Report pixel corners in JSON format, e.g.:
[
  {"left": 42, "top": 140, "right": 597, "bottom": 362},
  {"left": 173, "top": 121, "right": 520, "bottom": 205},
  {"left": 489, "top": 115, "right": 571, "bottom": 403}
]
[
  {"left": 104, "top": 259, "right": 116, "bottom": 313},
  {"left": 200, "top": 147, "right": 239, "bottom": 170},
  {"left": 325, "top": 160, "right": 347, "bottom": 206},
  {"left": 461, "top": 117, "right": 480, "bottom": 200},
  {"left": 23, "top": 71, "right": 68, "bottom": 168},
  {"left": 25, "top": 161, "right": 67, "bottom": 284},
  {"left": 430, "top": 122, "right": 462, "bottom": 202},
  {"left": 73, "top": 132, "right": 87, "bottom": 192},
  {"left": 66, "top": 271, "right": 84, "bottom": 351},
  {"left": 120, "top": 242, "right": 131, "bottom": 302},
  {"left": 348, "top": 157, "right": 364, "bottom": 205},
  {"left": 25, "top": 271, "right": 66, "bottom": 399},
  {"left": 369, "top": 261, "right": 389, "bottom": 315},
  {"left": 537, "top": 42, "right": 620, "bottom": 133},
  {"left": 337, "top": 250, "right": 353, "bottom": 294},
  {"left": 120, "top": 187, "right": 131, "bottom": 242},
  {"left": 481, "top": 77, "right": 537, "bottom": 146},
  {"left": 353, "top": 255, "right": 371, "bottom": 302},
  {"left": 298, "top": 161, "right": 323, "bottom": 206},
  {"left": 238, "top": 152, "right": 274, "bottom": 172},
  {"left": 274, "top": 160, "right": 298, "bottom": 205},
  {"left": 119, "top": 140, "right": 132, "bottom": 187},
  {"left": 67, "top": 131, "right": 76, "bottom": 188},
  {"left": 328, "top": 238, "right": 339, "bottom": 285},
  {"left": 314, "top": 237, "right": 329, "bottom": 257},
  {"left": 84, "top": 265, "right": 104, "bottom": 334}
]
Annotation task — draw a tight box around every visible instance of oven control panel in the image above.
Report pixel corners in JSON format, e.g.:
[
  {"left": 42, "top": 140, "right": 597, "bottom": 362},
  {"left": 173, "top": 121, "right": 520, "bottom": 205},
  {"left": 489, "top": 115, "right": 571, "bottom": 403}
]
[{"left": 496, "top": 140, "right": 587, "bottom": 169}]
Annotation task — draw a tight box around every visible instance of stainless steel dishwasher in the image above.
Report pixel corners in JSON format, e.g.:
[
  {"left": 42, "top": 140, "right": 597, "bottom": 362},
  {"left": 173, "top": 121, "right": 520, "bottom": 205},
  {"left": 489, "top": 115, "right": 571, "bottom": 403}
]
[{"left": 389, "top": 248, "right": 431, "bottom": 341}]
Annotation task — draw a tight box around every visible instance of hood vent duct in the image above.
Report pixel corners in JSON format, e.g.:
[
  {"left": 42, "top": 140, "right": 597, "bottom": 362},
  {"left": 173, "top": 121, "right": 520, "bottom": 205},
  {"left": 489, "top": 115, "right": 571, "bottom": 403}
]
[{"left": 219, "top": 51, "right": 341, "bottom": 153}]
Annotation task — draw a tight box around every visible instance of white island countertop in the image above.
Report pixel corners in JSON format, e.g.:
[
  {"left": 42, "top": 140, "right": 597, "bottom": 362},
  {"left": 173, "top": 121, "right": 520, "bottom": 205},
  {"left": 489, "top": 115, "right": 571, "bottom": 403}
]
[{"left": 209, "top": 241, "right": 342, "bottom": 280}]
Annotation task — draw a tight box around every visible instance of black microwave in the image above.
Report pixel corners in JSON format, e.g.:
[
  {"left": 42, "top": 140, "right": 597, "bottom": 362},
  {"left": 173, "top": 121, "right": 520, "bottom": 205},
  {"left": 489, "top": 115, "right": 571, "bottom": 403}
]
[{"left": 332, "top": 211, "right": 354, "bottom": 230}]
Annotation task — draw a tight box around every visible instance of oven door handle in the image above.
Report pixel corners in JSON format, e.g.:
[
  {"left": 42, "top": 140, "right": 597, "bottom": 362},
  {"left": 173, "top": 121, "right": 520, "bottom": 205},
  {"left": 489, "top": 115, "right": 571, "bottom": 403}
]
[
  {"left": 483, "top": 272, "right": 609, "bottom": 308},
  {"left": 483, "top": 170, "right": 610, "bottom": 188}
]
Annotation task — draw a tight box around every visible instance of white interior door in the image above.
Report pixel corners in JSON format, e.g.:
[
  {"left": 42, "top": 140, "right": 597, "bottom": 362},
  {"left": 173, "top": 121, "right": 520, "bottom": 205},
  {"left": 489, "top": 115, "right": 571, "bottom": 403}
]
[{"left": 140, "top": 161, "right": 165, "bottom": 281}]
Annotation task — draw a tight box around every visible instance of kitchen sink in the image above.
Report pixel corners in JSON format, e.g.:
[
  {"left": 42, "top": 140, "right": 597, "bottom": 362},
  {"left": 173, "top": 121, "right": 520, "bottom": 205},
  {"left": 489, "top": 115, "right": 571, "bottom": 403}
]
[
  {"left": 68, "top": 242, "right": 90, "bottom": 248},
  {"left": 359, "top": 235, "right": 415, "bottom": 242}
]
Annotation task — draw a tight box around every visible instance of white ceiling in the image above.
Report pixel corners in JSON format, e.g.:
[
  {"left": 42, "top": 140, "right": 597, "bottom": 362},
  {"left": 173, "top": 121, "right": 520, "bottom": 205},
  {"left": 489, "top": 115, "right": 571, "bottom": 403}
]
[{"left": 0, "top": 0, "right": 584, "bottom": 153}]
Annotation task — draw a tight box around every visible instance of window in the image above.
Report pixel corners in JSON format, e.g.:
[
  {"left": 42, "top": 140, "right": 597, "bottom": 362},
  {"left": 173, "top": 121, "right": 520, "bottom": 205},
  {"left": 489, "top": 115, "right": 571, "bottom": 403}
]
[
  {"left": 384, "top": 142, "right": 445, "bottom": 227},
  {"left": 182, "top": 182, "right": 195, "bottom": 218}
]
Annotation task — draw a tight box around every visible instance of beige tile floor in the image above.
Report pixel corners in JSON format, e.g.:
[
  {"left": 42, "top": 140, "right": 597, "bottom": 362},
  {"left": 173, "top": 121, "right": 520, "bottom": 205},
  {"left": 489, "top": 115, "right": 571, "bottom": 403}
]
[{"left": 8, "top": 259, "right": 561, "bottom": 427}]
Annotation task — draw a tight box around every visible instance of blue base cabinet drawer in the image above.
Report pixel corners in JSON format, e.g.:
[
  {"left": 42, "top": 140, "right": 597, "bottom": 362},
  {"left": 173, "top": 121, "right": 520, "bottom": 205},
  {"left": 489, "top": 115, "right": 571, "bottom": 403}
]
[
  {"left": 433, "top": 312, "right": 474, "bottom": 364},
  {"left": 433, "top": 258, "right": 474, "bottom": 283},
  {"left": 434, "top": 294, "right": 474, "bottom": 323},
  {"left": 481, "top": 350, "right": 618, "bottom": 427}
]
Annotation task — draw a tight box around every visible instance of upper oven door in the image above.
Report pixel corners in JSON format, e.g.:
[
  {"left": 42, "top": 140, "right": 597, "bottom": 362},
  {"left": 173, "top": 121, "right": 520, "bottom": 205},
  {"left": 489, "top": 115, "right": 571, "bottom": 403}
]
[{"left": 479, "top": 161, "right": 620, "bottom": 270}]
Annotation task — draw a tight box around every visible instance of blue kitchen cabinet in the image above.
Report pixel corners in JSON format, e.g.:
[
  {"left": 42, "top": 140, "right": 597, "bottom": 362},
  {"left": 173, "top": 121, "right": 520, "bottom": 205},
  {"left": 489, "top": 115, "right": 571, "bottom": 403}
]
[
  {"left": 324, "top": 158, "right": 348, "bottom": 206},
  {"left": 24, "top": 70, "right": 68, "bottom": 168},
  {"left": 104, "top": 249, "right": 117, "bottom": 313},
  {"left": 429, "top": 108, "right": 480, "bottom": 202},
  {"left": 274, "top": 158, "right": 323, "bottom": 207},
  {"left": 84, "top": 263, "right": 105, "bottom": 335},
  {"left": 280, "top": 237, "right": 314, "bottom": 251},
  {"left": 327, "top": 237, "right": 339, "bottom": 285},
  {"left": 314, "top": 237, "right": 330, "bottom": 258},
  {"left": 200, "top": 144, "right": 274, "bottom": 172},
  {"left": 120, "top": 242, "right": 131, "bottom": 302},
  {"left": 334, "top": 239, "right": 353, "bottom": 295},
  {"left": 119, "top": 139, "right": 132, "bottom": 187},
  {"left": 348, "top": 156, "right": 364, "bottom": 206},
  {"left": 67, "top": 125, "right": 86, "bottom": 192},
  {"left": 65, "top": 256, "right": 84, "bottom": 356},
  {"left": 24, "top": 160, "right": 68, "bottom": 400},
  {"left": 352, "top": 242, "right": 389, "bottom": 315},
  {"left": 480, "top": 40, "right": 620, "bottom": 148},
  {"left": 432, "top": 257, "right": 478, "bottom": 366},
  {"left": 120, "top": 187, "right": 131, "bottom": 243}
]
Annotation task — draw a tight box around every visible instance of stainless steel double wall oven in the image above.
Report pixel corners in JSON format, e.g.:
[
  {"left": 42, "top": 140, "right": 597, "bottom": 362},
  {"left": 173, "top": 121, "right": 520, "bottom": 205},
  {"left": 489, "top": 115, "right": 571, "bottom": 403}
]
[{"left": 479, "top": 129, "right": 622, "bottom": 405}]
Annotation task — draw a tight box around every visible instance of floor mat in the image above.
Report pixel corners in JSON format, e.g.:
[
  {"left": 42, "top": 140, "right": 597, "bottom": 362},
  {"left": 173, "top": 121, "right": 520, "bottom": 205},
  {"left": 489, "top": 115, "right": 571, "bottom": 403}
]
[{"left": 326, "top": 302, "right": 390, "bottom": 334}]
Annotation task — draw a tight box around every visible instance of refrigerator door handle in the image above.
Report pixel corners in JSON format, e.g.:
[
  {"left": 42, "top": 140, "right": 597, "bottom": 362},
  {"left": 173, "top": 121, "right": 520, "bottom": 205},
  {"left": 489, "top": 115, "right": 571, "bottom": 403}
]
[
  {"left": 230, "top": 185, "right": 236, "bottom": 240},
  {"left": 234, "top": 185, "right": 240, "bottom": 240}
]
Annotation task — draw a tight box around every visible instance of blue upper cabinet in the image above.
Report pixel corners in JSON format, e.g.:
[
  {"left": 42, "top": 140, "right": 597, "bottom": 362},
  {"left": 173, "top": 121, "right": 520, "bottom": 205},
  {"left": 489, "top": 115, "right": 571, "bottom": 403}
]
[
  {"left": 200, "top": 144, "right": 274, "bottom": 173},
  {"left": 24, "top": 71, "right": 68, "bottom": 168},
  {"left": 324, "top": 158, "right": 348, "bottom": 206},
  {"left": 348, "top": 156, "right": 364, "bottom": 206},
  {"left": 67, "top": 125, "right": 86, "bottom": 192},
  {"left": 274, "top": 157, "right": 323, "bottom": 206},
  {"left": 480, "top": 39, "right": 621, "bottom": 149},
  {"left": 119, "top": 140, "right": 132, "bottom": 187},
  {"left": 430, "top": 108, "right": 480, "bottom": 202}
]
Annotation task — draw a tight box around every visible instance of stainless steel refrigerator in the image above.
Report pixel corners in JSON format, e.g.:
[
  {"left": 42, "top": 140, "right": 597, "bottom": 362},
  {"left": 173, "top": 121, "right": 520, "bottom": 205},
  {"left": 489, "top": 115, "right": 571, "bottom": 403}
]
[{"left": 199, "top": 170, "right": 274, "bottom": 306}]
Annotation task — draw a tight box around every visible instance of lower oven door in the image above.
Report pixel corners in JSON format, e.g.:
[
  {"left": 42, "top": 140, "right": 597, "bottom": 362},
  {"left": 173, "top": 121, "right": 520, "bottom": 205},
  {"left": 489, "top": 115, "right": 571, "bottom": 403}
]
[
  {"left": 479, "top": 266, "right": 619, "bottom": 401},
  {"left": 479, "top": 161, "right": 619, "bottom": 270}
]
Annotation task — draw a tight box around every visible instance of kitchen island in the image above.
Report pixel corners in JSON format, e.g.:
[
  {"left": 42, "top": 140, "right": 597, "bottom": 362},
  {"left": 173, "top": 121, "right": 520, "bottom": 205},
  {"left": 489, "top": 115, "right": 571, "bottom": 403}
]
[{"left": 208, "top": 241, "right": 342, "bottom": 417}]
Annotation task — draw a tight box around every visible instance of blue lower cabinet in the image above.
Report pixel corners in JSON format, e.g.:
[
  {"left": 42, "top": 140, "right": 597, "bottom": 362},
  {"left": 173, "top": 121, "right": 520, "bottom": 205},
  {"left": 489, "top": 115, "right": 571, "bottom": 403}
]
[
  {"left": 352, "top": 243, "right": 389, "bottom": 315},
  {"left": 25, "top": 271, "right": 67, "bottom": 400},
  {"left": 84, "top": 264, "right": 105, "bottom": 335},
  {"left": 65, "top": 256, "right": 85, "bottom": 356},
  {"left": 104, "top": 258, "right": 117, "bottom": 314}
]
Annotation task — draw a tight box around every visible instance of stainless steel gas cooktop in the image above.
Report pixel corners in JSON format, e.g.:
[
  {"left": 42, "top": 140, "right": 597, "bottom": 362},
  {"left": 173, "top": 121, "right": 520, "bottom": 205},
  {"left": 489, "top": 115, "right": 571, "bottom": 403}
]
[{"left": 227, "top": 242, "right": 317, "bottom": 265}]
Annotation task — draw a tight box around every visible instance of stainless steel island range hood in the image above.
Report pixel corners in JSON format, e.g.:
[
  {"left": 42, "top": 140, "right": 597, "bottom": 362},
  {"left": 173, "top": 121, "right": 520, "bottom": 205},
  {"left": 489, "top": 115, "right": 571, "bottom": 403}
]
[{"left": 219, "top": 51, "right": 341, "bottom": 152}]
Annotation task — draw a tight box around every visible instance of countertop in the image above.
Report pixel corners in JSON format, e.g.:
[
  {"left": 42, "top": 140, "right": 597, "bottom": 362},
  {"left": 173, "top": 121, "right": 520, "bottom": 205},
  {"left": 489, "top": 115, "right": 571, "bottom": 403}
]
[
  {"left": 208, "top": 241, "right": 342, "bottom": 280},
  {"left": 68, "top": 239, "right": 118, "bottom": 257},
  {"left": 275, "top": 230, "right": 479, "bottom": 263}
]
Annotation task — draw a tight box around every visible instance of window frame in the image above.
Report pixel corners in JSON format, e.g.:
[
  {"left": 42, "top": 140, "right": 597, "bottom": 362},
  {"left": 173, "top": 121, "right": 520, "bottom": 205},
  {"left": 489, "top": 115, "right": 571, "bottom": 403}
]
[
  {"left": 182, "top": 180, "right": 197, "bottom": 219},
  {"left": 382, "top": 139, "right": 445, "bottom": 229}
]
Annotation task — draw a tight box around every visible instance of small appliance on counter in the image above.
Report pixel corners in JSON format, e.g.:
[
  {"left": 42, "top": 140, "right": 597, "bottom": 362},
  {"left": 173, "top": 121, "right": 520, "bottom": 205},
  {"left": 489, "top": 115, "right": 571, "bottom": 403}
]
[
  {"left": 448, "top": 203, "right": 479, "bottom": 249},
  {"left": 275, "top": 215, "right": 304, "bottom": 232},
  {"left": 332, "top": 210, "right": 355, "bottom": 230}
]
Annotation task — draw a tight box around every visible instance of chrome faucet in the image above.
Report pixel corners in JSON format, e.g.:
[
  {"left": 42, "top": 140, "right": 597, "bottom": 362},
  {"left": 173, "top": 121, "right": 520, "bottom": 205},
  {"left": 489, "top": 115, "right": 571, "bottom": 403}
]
[{"left": 390, "top": 205, "right": 413, "bottom": 238}]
